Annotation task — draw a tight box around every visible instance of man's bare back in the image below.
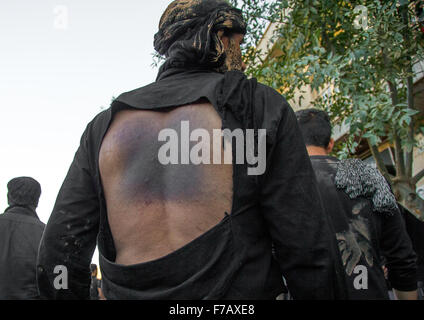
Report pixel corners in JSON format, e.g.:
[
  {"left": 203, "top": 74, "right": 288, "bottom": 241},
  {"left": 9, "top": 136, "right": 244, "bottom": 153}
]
[{"left": 99, "top": 102, "right": 233, "bottom": 265}]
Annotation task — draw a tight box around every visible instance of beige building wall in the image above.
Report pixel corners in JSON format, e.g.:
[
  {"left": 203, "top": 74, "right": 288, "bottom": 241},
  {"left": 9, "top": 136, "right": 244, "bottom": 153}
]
[{"left": 413, "top": 134, "right": 424, "bottom": 190}]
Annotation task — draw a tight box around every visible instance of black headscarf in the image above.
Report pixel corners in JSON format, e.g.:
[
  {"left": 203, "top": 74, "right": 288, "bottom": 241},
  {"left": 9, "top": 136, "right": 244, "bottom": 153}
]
[{"left": 154, "top": 0, "right": 247, "bottom": 74}]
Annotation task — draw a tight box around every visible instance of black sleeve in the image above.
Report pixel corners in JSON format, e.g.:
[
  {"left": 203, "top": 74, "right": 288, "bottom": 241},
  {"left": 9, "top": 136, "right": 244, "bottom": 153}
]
[
  {"left": 259, "top": 104, "right": 336, "bottom": 300},
  {"left": 37, "top": 127, "right": 100, "bottom": 300},
  {"left": 381, "top": 206, "right": 418, "bottom": 291}
]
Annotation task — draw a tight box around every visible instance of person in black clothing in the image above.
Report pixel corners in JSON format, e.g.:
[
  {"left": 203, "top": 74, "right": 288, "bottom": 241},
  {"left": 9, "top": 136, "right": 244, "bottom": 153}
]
[
  {"left": 296, "top": 108, "right": 418, "bottom": 300},
  {"left": 37, "top": 0, "right": 337, "bottom": 300},
  {"left": 89, "top": 264, "right": 102, "bottom": 300},
  {"left": 400, "top": 206, "right": 424, "bottom": 299},
  {"left": 0, "top": 177, "right": 45, "bottom": 300}
]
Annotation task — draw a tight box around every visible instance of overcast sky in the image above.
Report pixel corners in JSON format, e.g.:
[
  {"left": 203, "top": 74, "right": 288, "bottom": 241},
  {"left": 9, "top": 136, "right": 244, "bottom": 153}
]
[{"left": 0, "top": 0, "right": 173, "bottom": 264}]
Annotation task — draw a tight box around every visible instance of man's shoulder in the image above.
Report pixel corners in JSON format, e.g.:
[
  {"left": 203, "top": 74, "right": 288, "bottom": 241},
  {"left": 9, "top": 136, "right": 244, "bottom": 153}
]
[
  {"left": 310, "top": 155, "right": 339, "bottom": 164},
  {"left": 86, "top": 109, "right": 112, "bottom": 129},
  {"left": 251, "top": 82, "right": 294, "bottom": 143},
  {"left": 309, "top": 156, "right": 340, "bottom": 190},
  {"left": 256, "top": 82, "right": 283, "bottom": 98},
  {"left": 255, "top": 83, "right": 288, "bottom": 111},
  {"left": 80, "top": 109, "right": 113, "bottom": 146},
  {"left": 0, "top": 212, "right": 45, "bottom": 229},
  {"left": 334, "top": 158, "right": 398, "bottom": 214}
]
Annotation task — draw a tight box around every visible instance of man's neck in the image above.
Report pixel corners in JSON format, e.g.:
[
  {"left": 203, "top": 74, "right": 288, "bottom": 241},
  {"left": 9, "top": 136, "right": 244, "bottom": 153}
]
[{"left": 306, "top": 146, "right": 329, "bottom": 156}]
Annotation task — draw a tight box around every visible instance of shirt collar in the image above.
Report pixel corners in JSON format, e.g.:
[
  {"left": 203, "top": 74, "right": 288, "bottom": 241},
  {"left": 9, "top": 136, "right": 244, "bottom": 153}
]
[
  {"left": 310, "top": 155, "right": 340, "bottom": 162},
  {"left": 156, "top": 66, "right": 221, "bottom": 82}
]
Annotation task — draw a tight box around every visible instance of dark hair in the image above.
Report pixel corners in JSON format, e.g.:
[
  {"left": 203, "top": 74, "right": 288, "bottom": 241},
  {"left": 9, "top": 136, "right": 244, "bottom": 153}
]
[
  {"left": 7, "top": 177, "right": 41, "bottom": 207},
  {"left": 295, "top": 109, "right": 332, "bottom": 148},
  {"left": 90, "top": 264, "right": 97, "bottom": 273}
]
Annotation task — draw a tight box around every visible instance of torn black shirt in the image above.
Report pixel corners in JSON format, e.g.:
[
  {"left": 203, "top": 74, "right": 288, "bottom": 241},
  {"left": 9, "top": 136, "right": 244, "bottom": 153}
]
[{"left": 37, "top": 69, "right": 337, "bottom": 300}]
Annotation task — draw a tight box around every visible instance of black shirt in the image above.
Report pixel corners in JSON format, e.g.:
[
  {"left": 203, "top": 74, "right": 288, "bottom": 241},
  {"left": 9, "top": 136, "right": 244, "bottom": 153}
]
[
  {"left": 401, "top": 207, "right": 424, "bottom": 281},
  {"left": 90, "top": 277, "right": 100, "bottom": 300},
  {"left": 37, "top": 69, "right": 337, "bottom": 300},
  {"left": 0, "top": 206, "right": 45, "bottom": 300},
  {"left": 310, "top": 155, "right": 417, "bottom": 299}
]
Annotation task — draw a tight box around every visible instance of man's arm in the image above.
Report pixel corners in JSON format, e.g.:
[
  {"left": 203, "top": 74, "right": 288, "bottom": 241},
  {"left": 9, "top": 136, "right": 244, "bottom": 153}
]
[
  {"left": 380, "top": 205, "right": 418, "bottom": 300},
  {"left": 394, "top": 289, "right": 418, "bottom": 300},
  {"left": 37, "top": 127, "right": 100, "bottom": 300},
  {"left": 259, "top": 103, "right": 336, "bottom": 300}
]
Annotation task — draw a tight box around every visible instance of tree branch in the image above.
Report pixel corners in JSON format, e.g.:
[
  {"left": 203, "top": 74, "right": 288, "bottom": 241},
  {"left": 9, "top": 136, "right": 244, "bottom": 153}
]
[
  {"left": 404, "top": 74, "right": 415, "bottom": 179},
  {"left": 394, "top": 130, "right": 406, "bottom": 178},
  {"left": 413, "top": 169, "right": 424, "bottom": 185},
  {"left": 382, "top": 47, "right": 406, "bottom": 178},
  {"left": 387, "top": 79, "right": 406, "bottom": 178},
  {"left": 400, "top": 2, "right": 416, "bottom": 179},
  {"left": 368, "top": 139, "right": 393, "bottom": 185},
  {"left": 321, "top": 23, "right": 336, "bottom": 57}
]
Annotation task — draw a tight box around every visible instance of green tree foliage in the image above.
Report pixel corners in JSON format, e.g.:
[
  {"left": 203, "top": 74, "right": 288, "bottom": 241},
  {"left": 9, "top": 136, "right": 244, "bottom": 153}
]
[{"left": 233, "top": 0, "right": 424, "bottom": 219}]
